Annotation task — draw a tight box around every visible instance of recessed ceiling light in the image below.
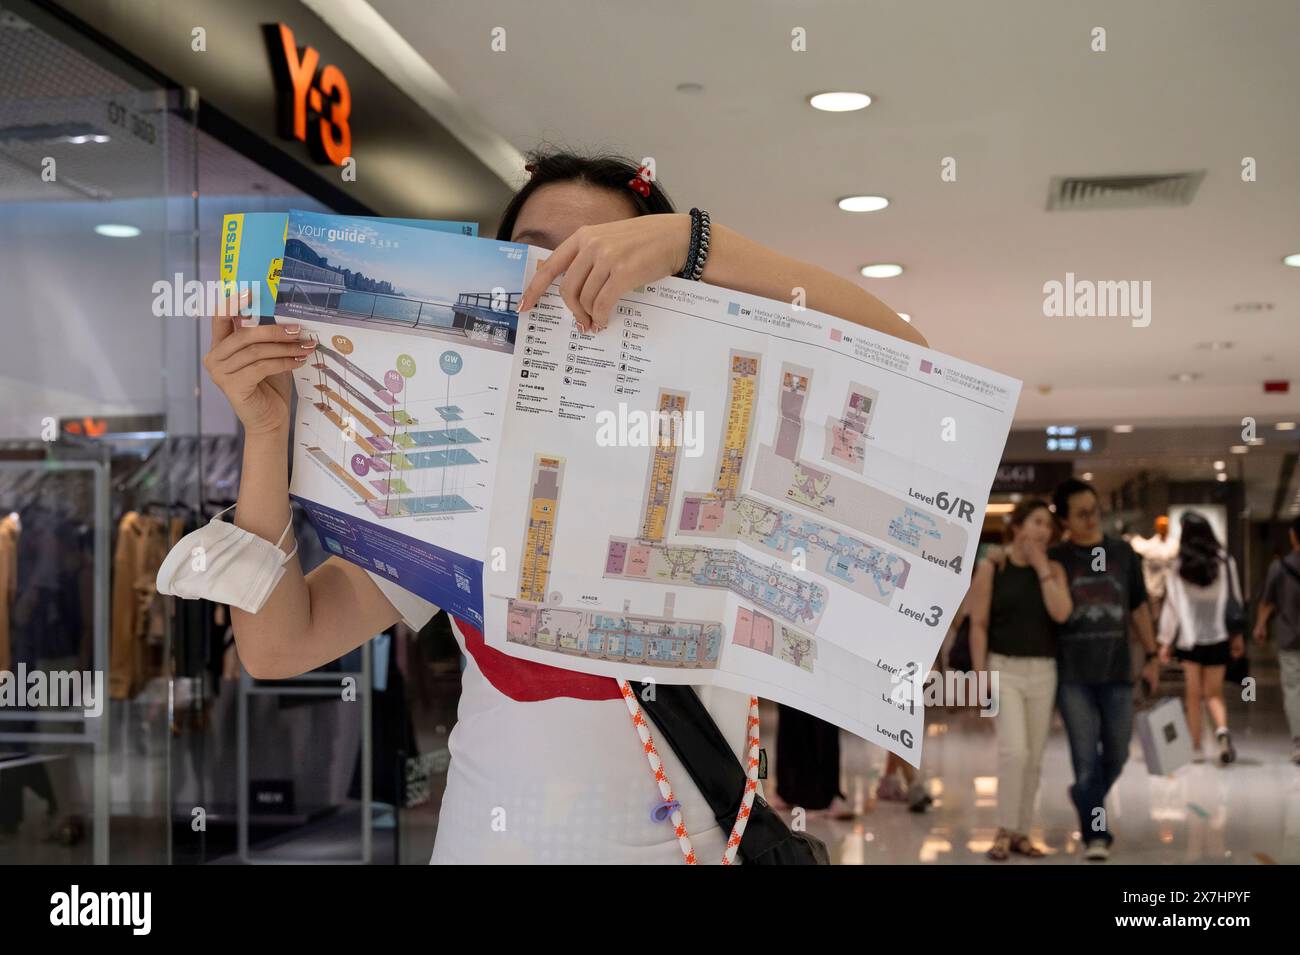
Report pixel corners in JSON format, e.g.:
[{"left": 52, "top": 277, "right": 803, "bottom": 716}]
[
  {"left": 1277, "top": 421, "right": 1297, "bottom": 431},
  {"left": 1247, "top": 437, "right": 1265, "bottom": 446},
  {"left": 1284, "top": 253, "right": 1300, "bottom": 267},
  {"left": 860, "top": 263, "right": 903, "bottom": 278},
  {"left": 1081, "top": 472, "right": 1094, "bottom": 481},
  {"left": 809, "top": 92, "right": 872, "bottom": 112},
  {"left": 1213, "top": 460, "right": 1225, "bottom": 470},
  {"left": 94, "top": 224, "right": 139, "bottom": 238},
  {"left": 1230, "top": 445, "right": 1248, "bottom": 454},
  {"left": 838, "top": 195, "right": 889, "bottom": 213},
  {"left": 1216, "top": 473, "right": 1228, "bottom": 482},
  {"left": 896, "top": 313, "right": 912, "bottom": 323},
  {"left": 1113, "top": 424, "right": 1134, "bottom": 433},
  {"left": 1169, "top": 372, "right": 1201, "bottom": 383}
]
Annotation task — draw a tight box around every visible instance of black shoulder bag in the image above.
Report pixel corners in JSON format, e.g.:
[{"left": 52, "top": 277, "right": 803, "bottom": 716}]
[
  {"left": 1222, "top": 556, "right": 1249, "bottom": 684},
  {"left": 634, "top": 681, "right": 830, "bottom": 865},
  {"left": 1222, "top": 556, "right": 1247, "bottom": 637}
]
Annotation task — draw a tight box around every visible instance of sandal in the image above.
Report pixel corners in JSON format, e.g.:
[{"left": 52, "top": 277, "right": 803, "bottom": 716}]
[
  {"left": 1010, "top": 833, "right": 1045, "bottom": 858},
  {"left": 987, "top": 828, "right": 1012, "bottom": 861}
]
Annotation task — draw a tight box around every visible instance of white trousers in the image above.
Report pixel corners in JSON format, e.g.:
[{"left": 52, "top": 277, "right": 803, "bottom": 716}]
[{"left": 989, "top": 652, "right": 1057, "bottom": 833}]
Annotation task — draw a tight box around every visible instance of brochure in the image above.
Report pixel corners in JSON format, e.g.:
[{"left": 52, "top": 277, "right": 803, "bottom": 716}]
[{"left": 265, "top": 210, "right": 528, "bottom": 623}]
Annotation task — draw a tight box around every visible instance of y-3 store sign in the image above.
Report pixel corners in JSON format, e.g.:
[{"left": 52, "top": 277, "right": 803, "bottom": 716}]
[{"left": 265, "top": 23, "right": 351, "bottom": 166}]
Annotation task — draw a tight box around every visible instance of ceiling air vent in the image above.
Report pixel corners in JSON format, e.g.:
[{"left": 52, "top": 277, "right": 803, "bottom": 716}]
[{"left": 1047, "top": 171, "right": 1205, "bottom": 211}]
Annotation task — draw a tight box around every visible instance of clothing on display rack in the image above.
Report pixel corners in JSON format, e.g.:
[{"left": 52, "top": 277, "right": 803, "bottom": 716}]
[
  {"left": 109, "top": 510, "right": 171, "bottom": 699},
  {"left": 106, "top": 434, "right": 246, "bottom": 700},
  {"left": 0, "top": 466, "right": 96, "bottom": 843}
]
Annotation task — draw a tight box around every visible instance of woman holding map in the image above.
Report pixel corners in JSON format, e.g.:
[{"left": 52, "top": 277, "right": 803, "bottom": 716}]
[{"left": 198, "top": 150, "right": 923, "bottom": 864}]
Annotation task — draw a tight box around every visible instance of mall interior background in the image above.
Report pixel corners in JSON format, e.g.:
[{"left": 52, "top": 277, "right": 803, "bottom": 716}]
[{"left": 0, "top": 0, "right": 1298, "bottom": 863}]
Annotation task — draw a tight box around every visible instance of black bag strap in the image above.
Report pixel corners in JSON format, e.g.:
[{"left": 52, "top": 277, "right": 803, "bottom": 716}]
[{"left": 633, "top": 682, "right": 790, "bottom": 859}]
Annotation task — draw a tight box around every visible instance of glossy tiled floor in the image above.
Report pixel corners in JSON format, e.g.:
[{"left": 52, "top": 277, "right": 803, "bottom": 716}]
[{"left": 778, "top": 665, "right": 1300, "bottom": 865}]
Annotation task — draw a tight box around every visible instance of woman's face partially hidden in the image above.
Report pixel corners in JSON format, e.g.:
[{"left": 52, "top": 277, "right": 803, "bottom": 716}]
[
  {"left": 1014, "top": 507, "right": 1053, "bottom": 548},
  {"left": 509, "top": 181, "right": 640, "bottom": 250}
]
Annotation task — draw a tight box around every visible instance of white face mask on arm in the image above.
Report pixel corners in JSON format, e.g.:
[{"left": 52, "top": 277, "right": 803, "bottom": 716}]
[{"left": 156, "top": 505, "right": 297, "bottom": 614}]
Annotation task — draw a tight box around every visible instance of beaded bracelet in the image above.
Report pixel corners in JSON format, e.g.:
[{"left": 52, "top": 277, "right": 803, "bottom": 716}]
[{"left": 677, "top": 208, "right": 711, "bottom": 280}]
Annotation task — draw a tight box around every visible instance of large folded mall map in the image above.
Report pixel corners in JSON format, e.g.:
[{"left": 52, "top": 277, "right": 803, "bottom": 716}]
[{"left": 484, "top": 275, "right": 1021, "bottom": 761}]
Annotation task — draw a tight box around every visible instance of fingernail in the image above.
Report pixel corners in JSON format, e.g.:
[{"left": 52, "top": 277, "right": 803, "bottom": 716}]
[
  {"left": 295, "top": 355, "right": 309, "bottom": 363},
  {"left": 284, "top": 324, "right": 301, "bottom": 333},
  {"left": 301, "top": 341, "right": 317, "bottom": 349}
]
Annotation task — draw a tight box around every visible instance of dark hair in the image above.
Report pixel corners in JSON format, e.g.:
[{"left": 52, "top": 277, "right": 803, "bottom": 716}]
[
  {"left": 1291, "top": 515, "right": 1300, "bottom": 543},
  {"left": 1177, "top": 510, "right": 1222, "bottom": 586},
  {"left": 1005, "top": 497, "right": 1051, "bottom": 543},
  {"left": 496, "top": 150, "right": 676, "bottom": 240},
  {"left": 1052, "top": 478, "right": 1097, "bottom": 520}
]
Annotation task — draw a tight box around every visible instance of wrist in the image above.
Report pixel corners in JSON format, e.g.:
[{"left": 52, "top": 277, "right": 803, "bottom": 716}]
[
  {"left": 244, "top": 426, "right": 290, "bottom": 448},
  {"left": 671, "top": 213, "right": 692, "bottom": 275}
]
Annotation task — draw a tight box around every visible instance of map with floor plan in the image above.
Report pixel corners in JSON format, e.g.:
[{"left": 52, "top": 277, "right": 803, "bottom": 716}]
[{"left": 484, "top": 274, "right": 1020, "bottom": 764}]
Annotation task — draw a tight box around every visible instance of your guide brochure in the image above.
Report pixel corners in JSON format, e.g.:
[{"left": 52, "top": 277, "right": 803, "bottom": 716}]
[{"left": 219, "top": 209, "right": 1021, "bottom": 763}]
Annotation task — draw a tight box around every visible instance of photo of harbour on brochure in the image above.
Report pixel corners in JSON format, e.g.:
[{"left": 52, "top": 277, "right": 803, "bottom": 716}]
[{"left": 276, "top": 210, "right": 527, "bottom": 352}]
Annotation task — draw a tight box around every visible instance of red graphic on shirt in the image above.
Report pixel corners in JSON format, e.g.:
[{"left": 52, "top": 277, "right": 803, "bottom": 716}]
[{"left": 454, "top": 618, "right": 620, "bottom": 702}]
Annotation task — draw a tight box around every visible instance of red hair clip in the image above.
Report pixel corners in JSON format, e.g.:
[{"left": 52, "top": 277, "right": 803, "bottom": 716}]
[
  {"left": 524, "top": 162, "right": 537, "bottom": 175},
  {"left": 628, "top": 165, "right": 653, "bottom": 197}
]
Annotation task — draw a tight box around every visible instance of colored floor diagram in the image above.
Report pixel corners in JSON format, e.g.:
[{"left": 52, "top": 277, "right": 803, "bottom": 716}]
[
  {"left": 639, "top": 390, "right": 688, "bottom": 541},
  {"left": 604, "top": 536, "right": 828, "bottom": 628},
  {"left": 506, "top": 454, "right": 724, "bottom": 669},
  {"left": 504, "top": 348, "right": 945, "bottom": 663},
  {"left": 600, "top": 367, "right": 827, "bottom": 630},
  {"left": 661, "top": 355, "right": 913, "bottom": 625},
  {"left": 748, "top": 443, "right": 967, "bottom": 560},
  {"left": 823, "top": 382, "right": 876, "bottom": 474},
  {"left": 733, "top": 607, "right": 817, "bottom": 673},
  {"left": 745, "top": 360, "right": 968, "bottom": 562},
  {"left": 518, "top": 455, "right": 562, "bottom": 602},
  {"left": 507, "top": 600, "right": 722, "bottom": 669},
  {"left": 679, "top": 494, "right": 909, "bottom": 604},
  {"left": 299, "top": 333, "right": 481, "bottom": 519}
]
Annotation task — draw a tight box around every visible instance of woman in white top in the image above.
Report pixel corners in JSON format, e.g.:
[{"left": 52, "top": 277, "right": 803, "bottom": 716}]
[
  {"left": 1156, "top": 511, "right": 1245, "bottom": 764},
  {"left": 201, "top": 150, "right": 925, "bottom": 863}
]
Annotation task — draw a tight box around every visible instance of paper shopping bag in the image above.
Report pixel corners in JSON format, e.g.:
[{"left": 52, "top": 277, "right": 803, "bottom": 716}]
[{"left": 1135, "top": 697, "right": 1193, "bottom": 775}]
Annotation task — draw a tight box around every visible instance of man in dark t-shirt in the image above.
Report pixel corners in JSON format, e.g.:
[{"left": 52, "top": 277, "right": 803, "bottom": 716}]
[{"left": 1050, "top": 479, "right": 1159, "bottom": 862}]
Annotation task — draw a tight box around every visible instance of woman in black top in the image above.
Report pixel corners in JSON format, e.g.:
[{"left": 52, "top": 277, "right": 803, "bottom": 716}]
[{"left": 969, "top": 498, "right": 1072, "bottom": 860}]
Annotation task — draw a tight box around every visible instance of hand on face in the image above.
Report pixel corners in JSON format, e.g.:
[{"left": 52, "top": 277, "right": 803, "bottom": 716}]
[
  {"left": 1021, "top": 534, "right": 1050, "bottom": 569},
  {"left": 515, "top": 213, "right": 691, "bottom": 332}
]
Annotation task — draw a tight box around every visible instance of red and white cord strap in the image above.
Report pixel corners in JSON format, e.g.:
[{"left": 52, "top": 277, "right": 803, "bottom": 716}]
[{"left": 619, "top": 680, "right": 761, "bottom": 866}]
